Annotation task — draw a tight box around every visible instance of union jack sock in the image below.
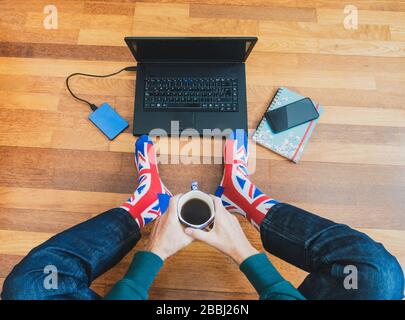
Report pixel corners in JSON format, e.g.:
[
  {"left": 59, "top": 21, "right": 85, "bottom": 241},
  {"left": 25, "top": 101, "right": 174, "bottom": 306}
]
[
  {"left": 120, "top": 135, "right": 172, "bottom": 229},
  {"left": 215, "top": 130, "right": 278, "bottom": 230}
]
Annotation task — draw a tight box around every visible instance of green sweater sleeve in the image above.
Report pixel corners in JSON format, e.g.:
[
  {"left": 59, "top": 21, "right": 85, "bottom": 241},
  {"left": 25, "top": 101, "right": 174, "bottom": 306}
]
[
  {"left": 240, "top": 253, "right": 305, "bottom": 300},
  {"left": 105, "top": 251, "right": 163, "bottom": 300}
]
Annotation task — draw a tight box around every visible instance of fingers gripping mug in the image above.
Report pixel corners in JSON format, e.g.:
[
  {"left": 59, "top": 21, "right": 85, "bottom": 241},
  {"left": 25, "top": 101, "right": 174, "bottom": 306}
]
[{"left": 177, "top": 182, "right": 215, "bottom": 229}]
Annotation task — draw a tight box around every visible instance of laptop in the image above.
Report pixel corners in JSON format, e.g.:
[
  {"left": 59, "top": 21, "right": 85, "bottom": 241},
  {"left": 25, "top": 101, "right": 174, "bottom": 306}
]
[{"left": 124, "top": 37, "right": 258, "bottom": 136}]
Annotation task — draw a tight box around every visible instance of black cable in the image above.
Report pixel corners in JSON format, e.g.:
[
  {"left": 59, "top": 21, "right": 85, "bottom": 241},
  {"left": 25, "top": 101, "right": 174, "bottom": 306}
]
[{"left": 66, "top": 66, "right": 137, "bottom": 111}]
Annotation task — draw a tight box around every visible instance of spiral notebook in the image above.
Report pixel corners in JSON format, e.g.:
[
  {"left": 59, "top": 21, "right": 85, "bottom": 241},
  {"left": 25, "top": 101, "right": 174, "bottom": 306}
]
[{"left": 253, "top": 87, "right": 323, "bottom": 163}]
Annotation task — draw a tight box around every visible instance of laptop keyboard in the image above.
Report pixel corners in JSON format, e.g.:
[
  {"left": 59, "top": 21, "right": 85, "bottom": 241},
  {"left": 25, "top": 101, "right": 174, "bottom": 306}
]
[{"left": 144, "top": 77, "right": 238, "bottom": 112}]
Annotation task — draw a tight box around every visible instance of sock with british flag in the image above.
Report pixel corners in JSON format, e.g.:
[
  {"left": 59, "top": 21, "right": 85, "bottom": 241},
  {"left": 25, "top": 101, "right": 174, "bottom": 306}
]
[
  {"left": 120, "top": 135, "right": 171, "bottom": 229},
  {"left": 215, "top": 130, "right": 278, "bottom": 229}
]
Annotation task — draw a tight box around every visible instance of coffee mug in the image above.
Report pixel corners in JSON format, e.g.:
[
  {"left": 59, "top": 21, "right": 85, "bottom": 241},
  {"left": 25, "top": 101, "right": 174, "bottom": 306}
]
[{"left": 177, "top": 181, "right": 215, "bottom": 229}]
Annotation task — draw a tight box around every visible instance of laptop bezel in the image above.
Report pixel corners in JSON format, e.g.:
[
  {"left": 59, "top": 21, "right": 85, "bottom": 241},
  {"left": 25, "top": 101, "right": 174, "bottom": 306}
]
[{"left": 124, "top": 36, "right": 258, "bottom": 63}]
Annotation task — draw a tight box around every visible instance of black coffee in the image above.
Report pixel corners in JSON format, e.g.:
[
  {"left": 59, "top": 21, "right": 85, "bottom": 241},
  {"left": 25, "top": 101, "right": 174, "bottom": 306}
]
[{"left": 180, "top": 199, "right": 211, "bottom": 225}]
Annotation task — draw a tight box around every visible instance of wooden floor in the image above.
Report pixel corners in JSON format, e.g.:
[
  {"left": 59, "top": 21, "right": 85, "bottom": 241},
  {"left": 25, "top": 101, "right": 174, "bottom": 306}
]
[{"left": 1, "top": 0, "right": 405, "bottom": 299}]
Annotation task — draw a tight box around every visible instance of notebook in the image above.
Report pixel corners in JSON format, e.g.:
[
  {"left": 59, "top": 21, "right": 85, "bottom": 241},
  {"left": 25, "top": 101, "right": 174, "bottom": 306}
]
[{"left": 252, "top": 87, "right": 323, "bottom": 163}]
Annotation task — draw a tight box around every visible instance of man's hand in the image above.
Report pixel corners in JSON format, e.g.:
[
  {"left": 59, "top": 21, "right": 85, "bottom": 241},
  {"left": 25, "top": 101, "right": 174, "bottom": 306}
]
[
  {"left": 185, "top": 196, "right": 259, "bottom": 265},
  {"left": 145, "top": 194, "right": 193, "bottom": 260}
]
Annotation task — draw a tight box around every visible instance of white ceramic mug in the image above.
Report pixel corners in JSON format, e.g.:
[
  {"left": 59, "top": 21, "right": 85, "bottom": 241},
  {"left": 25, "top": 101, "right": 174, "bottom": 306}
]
[{"left": 177, "top": 182, "right": 215, "bottom": 229}]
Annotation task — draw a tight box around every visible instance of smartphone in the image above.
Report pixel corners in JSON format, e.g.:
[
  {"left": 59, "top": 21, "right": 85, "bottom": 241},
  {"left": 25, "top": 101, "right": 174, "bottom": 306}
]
[{"left": 265, "top": 98, "right": 319, "bottom": 133}]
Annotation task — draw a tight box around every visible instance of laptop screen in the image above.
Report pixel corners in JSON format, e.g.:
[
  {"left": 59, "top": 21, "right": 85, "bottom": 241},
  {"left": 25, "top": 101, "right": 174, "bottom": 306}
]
[{"left": 124, "top": 37, "right": 257, "bottom": 63}]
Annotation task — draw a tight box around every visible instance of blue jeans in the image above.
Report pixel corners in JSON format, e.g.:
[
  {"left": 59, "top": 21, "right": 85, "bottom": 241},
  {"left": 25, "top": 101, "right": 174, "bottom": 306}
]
[{"left": 2, "top": 204, "right": 404, "bottom": 300}]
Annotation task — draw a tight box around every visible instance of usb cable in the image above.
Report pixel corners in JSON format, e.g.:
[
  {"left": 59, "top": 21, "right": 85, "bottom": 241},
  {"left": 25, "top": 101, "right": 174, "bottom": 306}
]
[{"left": 66, "top": 66, "right": 137, "bottom": 111}]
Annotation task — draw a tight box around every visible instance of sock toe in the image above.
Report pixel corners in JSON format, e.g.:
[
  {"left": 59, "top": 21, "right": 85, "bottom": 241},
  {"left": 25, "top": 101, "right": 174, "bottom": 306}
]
[
  {"left": 135, "top": 135, "right": 152, "bottom": 151},
  {"left": 157, "top": 193, "right": 171, "bottom": 214}
]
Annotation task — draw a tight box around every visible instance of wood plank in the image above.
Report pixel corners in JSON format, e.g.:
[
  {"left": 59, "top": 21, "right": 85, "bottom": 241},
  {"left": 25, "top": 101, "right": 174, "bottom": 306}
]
[
  {"left": 391, "top": 25, "right": 405, "bottom": 41},
  {"left": 0, "top": 57, "right": 134, "bottom": 77},
  {"left": 312, "top": 124, "right": 404, "bottom": 146},
  {"left": 109, "top": 130, "right": 405, "bottom": 166},
  {"left": 0, "top": 74, "right": 64, "bottom": 94},
  {"left": 317, "top": 9, "right": 405, "bottom": 27},
  {"left": 1, "top": 146, "right": 405, "bottom": 231},
  {"left": 0, "top": 186, "right": 124, "bottom": 214},
  {"left": 376, "top": 73, "right": 405, "bottom": 94},
  {"left": 25, "top": 12, "right": 82, "bottom": 30},
  {"left": 248, "top": 94, "right": 405, "bottom": 127},
  {"left": 0, "top": 133, "right": 52, "bottom": 149},
  {"left": 1, "top": 104, "right": 404, "bottom": 166},
  {"left": 84, "top": 2, "right": 135, "bottom": 16},
  {"left": 0, "top": 229, "right": 53, "bottom": 256},
  {"left": 247, "top": 69, "right": 376, "bottom": 90},
  {"left": 0, "top": 42, "right": 132, "bottom": 61},
  {"left": 248, "top": 51, "right": 405, "bottom": 75},
  {"left": 0, "top": 146, "right": 135, "bottom": 193},
  {"left": 131, "top": 16, "right": 259, "bottom": 38},
  {"left": 0, "top": 1, "right": 83, "bottom": 44},
  {"left": 0, "top": 0, "right": 84, "bottom": 13},
  {"left": 318, "top": 107, "right": 405, "bottom": 127},
  {"left": 0, "top": 208, "right": 92, "bottom": 233},
  {"left": 131, "top": 1, "right": 405, "bottom": 12},
  {"left": 245, "top": 84, "right": 405, "bottom": 111},
  {"left": 0, "top": 255, "right": 22, "bottom": 278},
  {"left": 135, "top": 2, "right": 190, "bottom": 17},
  {"left": 190, "top": 4, "right": 317, "bottom": 22},
  {"left": 0, "top": 91, "right": 59, "bottom": 111},
  {"left": 81, "top": 14, "right": 134, "bottom": 31},
  {"left": 259, "top": 21, "right": 391, "bottom": 41},
  {"left": 78, "top": 30, "right": 132, "bottom": 47},
  {"left": 0, "top": 12, "right": 27, "bottom": 36},
  {"left": 271, "top": 168, "right": 404, "bottom": 212},
  {"left": 0, "top": 109, "right": 80, "bottom": 133},
  {"left": 256, "top": 36, "right": 405, "bottom": 57},
  {"left": 1, "top": 0, "right": 405, "bottom": 301},
  {"left": 264, "top": 86, "right": 405, "bottom": 109},
  {"left": 259, "top": 21, "right": 391, "bottom": 40},
  {"left": 46, "top": 10, "right": 134, "bottom": 37},
  {"left": 297, "top": 141, "right": 405, "bottom": 165},
  {"left": 0, "top": 28, "right": 79, "bottom": 45},
  {"left": 50, "top": 128, "right": 113, "bottom": 151}
]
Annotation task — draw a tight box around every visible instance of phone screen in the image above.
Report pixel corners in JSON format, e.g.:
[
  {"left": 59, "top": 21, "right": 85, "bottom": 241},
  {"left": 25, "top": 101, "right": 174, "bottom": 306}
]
[{"left": 265, "top": 98, "right": 319, "bottom": 133}]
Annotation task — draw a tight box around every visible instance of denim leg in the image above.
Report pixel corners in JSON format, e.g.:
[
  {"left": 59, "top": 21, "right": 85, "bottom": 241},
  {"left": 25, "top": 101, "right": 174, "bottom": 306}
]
[
  {"left": 1, "top": 208, "right": 140, "bottom": 300},
  {"left": 260, "top": 203, "right": 404, "bottom": 300}
]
